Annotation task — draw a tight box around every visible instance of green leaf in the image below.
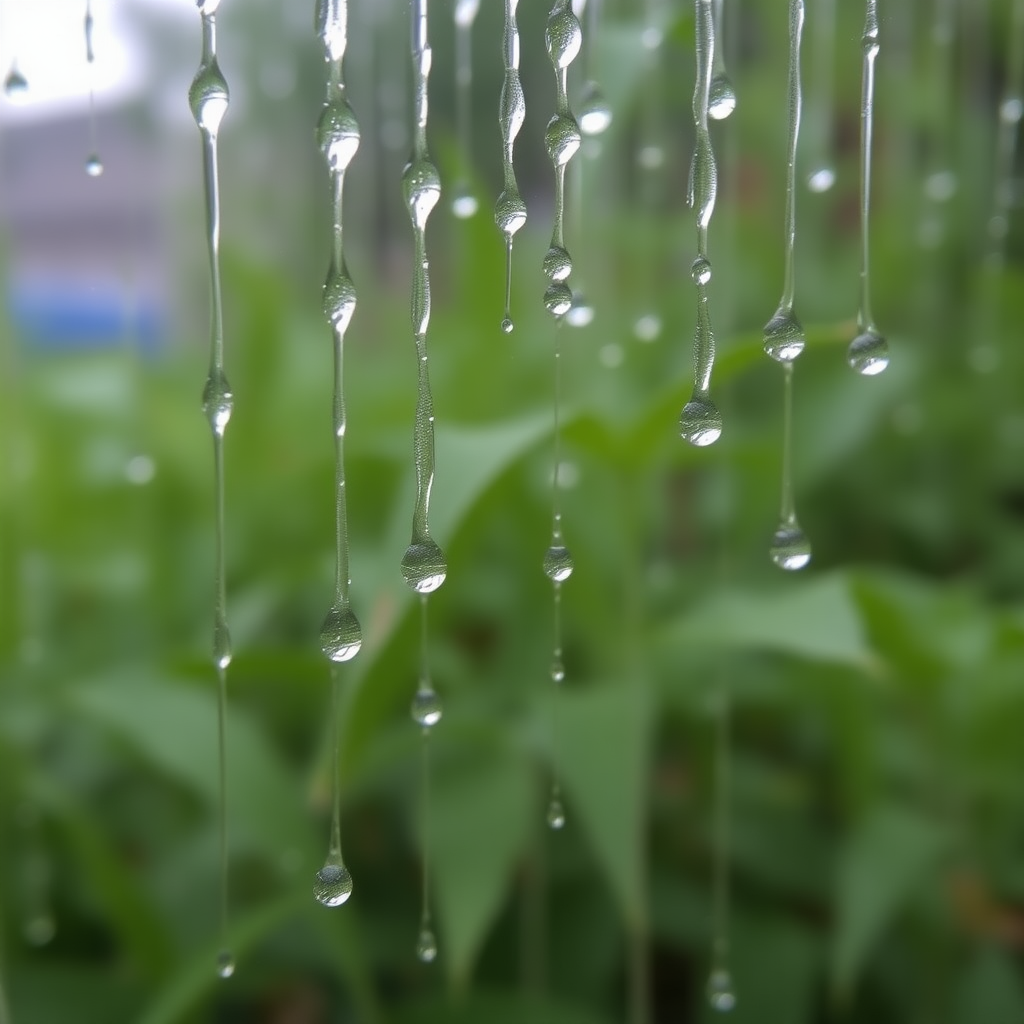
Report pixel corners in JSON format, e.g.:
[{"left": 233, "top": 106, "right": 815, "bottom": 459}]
[
  {"left": 393, "top": 989, "right": 614, "bottom": 1024},
  {"left": 832, "top": 803, "right": 948, "bottom": 1001},
  {"left": 557, "top": 684, "right": 652, "bottom": 926}
]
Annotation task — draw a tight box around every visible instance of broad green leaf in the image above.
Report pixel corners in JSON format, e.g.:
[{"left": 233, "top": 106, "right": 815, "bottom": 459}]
[
  {"left": 557, "top": 684, "right": 652, "bottom": 926},
  {"left": 430, "top": 741, "right": 533, "bottom": 988},
  {"left": 393, "top": 989, "right": 614, "bottom": 1024},
  {"left": 832, "top": 803, "right": 948, "bottom": 1000},
  {"left": 663, "top": 573, "right": 877, "bottom": 670}
]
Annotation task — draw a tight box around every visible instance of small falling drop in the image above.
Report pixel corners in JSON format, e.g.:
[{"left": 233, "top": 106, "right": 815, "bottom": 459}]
[
  {"left": 451, "top": 0, "right": 479, "bottom": 219},
  {"left": 804, "top": 0, "right": 836, "bottom": 194},
  {"left": 546, "top": 796, "right": 566, "bottom": 830},
  {"left": 763, "top": 309, "right": 805, "bottom": 362},
  {"left": 319, "top": 604, "right": 362, "bottom": 663},
  {"left": 501, "top": 317, "right": 514, "bottom": 334},
  {"left": 314, "top": 859, "right": 354, "bottom": 907},
  {"left": 543, "top": 544, "right": 574, "bottom": 582},
  {"left": 401, "top": 539, "right": 447, "bottom": 594},
  {"left": 84, "top": 154, "right": 104, "bottom": 177},
  {"left": 4, "top": 65, "right": 28, "bottom": 102},
  {"left": 551, "top": 658, "right": 565, "bottom": 683},
  {"left": 770, "top": 520, "right": 811, "bottom": 571},
  {"left": 411, "top": 686, "right": 443, "bottom": 729},
  {"left": 451, "top": 185, "right": 478, "bottom": 219},
  {"left": 578, "top": 80, "right": 612, "bottom": 135},
  {"left": 708, "top": 74, "right": 736, "bottom": 120},
  {"left": 416, "top": 926, "right": 438, "bottom": 963},
  {"left": 707, "top": 967, "right": 737, "bottom": 1012},
  {"left": 544, "top": 283, "right": 573, "bottom": 318},
  {"left": 679, "top": 396, "right": 723, "bottom": 447},
  {"left": 847, "top": 329, "right": 889, "bottom": 376},
  {"left": 216, "top": 949, "right": 235, "bottom": 979}
]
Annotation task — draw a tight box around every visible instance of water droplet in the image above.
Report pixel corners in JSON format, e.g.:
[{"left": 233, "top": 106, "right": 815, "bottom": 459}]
[
  {"left": 763, "top": 309, "right": 805, "bottom": 362},
  {"left": 691, "top": 256, "right": 712, "bottom": 286},
  {"left": 770, "top": 521, "right": 812, "bottom": 571},
  {"left": 566, "top": 294, "right": 594, "bottom": 327},
  {"left": 847, "top": 329, "right": 889, "bottom": 376},
  {"left": 202, "top": 369, "right": 234, "bottom": 435},
  {"left": 85, "top": 154, "right": 104, "bottom": 177},
  {"left": 495, "top": 189, "right": 527, "bottom": 237},
  {"left": 501, "top": 317, "right": 514, "bottom": 334},
  {"left": 1000, "top": 96, "right": 1023, "bottom": 124},
  {"left": 707, "top": 967, "right": 736, "bottom": 1012},
  {"left": 545, "top": 113, "right": 582, "bottom": 167},
  {"left": 680, "top": 396, "right": 723, "bottom": 447},
  {"left": 545, "top": 4, "right": 583, "bottom": 70},
  {"left": 544, "top": 283, "right": 573, "bottom": 318},
  {"left": 216, "top": 949, "right": 235, "bottom": 979},
  {"left": 411, "top": 686, "right": 442, "bottom": 728},
  {"left": 543, "top": 246, "right": 573, "bottom": 282},
  {"left": 198, "top": 0, "right": 222, "bottom": 14},
  {"left": 578, "top": 81, "right": 612, "bottom": 135},
  {"left": 416, "top": 926, "right": 438, "bottom": 962},
  {"left": 402, "top": 158, "right": 441, "bottom": 230},
  {"left": 189, "top": 62, "right": 230, "bottom": 134},
  {"left": 543, "top": 545, "right": 574, "bottom": 582},
  {"left": 3, "top": 66, "right": 28, "bottom": 102},
  {"left": 213, "top": 615, "right": 232, "bottom": 670},
  {"left": 551, "top": 658, "right": 565, "bottom": 683},
  {"left": 708, "top": 74, "right": 737, "bottom": 119},
  {"left": 323, "top": 271, "right": 357, "bottom": 334},
  {"left": 317, "top": 98, "right": 360, "bottom": 172},
  {"left": 546, "top": 797, "right": 566, "bottom": 830},
  {"left": 314, "top": 860, "right": 353, "bottom": 907},
  {"left": 319, "top": 604, "right": 362, "bottom": 663},
  {"left": 451, "top": 183, "right": 478, "bottom": 218},
  {"left": 401, "top": 539, "right": 447, "bottom": 594},
  {"left": 807, "top": 166, "right": 836, "bottom": 192},
  {"left": 633, "top": 314, "right": 662, "bottom": 342}
]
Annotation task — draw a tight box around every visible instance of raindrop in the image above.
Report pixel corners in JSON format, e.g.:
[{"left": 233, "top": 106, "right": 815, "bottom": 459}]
[
  {"left": 847, "top": 329, "right": 889, "bottom": 376},
  {"left": 707, "top": 967, "right": 737, "bottom": 1012},
  {"left": 543, "top": 544, "right": 574, "bottom": 582},
  {"left": 85, "top": 155, "right": 104, "bottom": 177},
  {"left": 411, "top": 686, "right": 443, "bottom": 729},
  {"left": 578, "top": 81, "right": 612, "bottom": 135},
  {"left": 83, "top": 1, "right": 103, "bottom": 177},
  {"left": 679, "top": 395, "right": 723, "bottom": 448},
  {"left": 547, "top": 796, "right": 566, "bottom": 830},
  {"left": 804, "top": 0, "right": 835, "bottom": 191},
  {"left": 770, "top": 518, "right": 812, "bottom": 571},
  {"left": 319, "top": 604, "right": 362, "bottom": 663},
  {"left": 314, "top": 858, "right": 354, "bottom": 907},
  {"left": 3, "top": 64, "right": 28, "bottom": 102},
  {"left": 216, "top": 950, "right": 235, "bottom": 979},
  {"left": 707, "top": 0, "right": 736, "bottom": 120},
  {"left": 416, "top": 926, "right": 438, "bottom": 963}
]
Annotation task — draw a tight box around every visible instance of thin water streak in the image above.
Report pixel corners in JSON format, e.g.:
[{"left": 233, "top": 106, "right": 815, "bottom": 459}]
[
  {"left": 806, "top": 0, "right": 836, "bottom": 190},
  {"left": 452, "top": 0, "right": 480, "bottom": 217},
  {"left": 83, "top": 0, "right": 102, "bottom": 175}
]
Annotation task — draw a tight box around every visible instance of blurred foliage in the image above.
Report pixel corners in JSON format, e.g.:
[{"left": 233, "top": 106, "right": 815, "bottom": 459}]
[{"left": 2, "top": 0, "right": 1024, "bottom": 1022}]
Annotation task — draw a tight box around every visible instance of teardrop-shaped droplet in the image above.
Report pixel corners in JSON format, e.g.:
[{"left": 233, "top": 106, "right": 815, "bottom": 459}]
[
  {"left": 501, "top": 317, "right": 514, "bottom": 335},
  {"left": 402, "top": 158, "right": 441, "bottom": 230},
  {"left": 550, "top": 657, "right": 565, "bottom": 684},
  {"left": 707, "top": 967, "right": 736, "bottom": 1012},
  {"left": 495, "top": 189, "right": 527, "bottom": 237},
  {"left": 216, "top": 949, "right": 235, "bottom": 979},
  {"left": 85, "top": 154, "right": 104, "bottom": 177},
  {"left": 566, "top": 294, "right": 594, "bottom": 328},
  {"left": 543, "top": 544, "right": 574, "bottom": 582},
  {"left": 546, "top": 797, "right": 566, "bottom": 830},
  {"left": 545, "top": 6, "right": 582, "bottom": 70},
  {"left": 3, "top": 66, "right": 28, "bottom": 102},
  {"left": 416, "top": 926, "right": 438, "bottom": 963},
  {"left": 213, "top": 615, "right": 232, "bottom": 670},
  {"left": 545, "top": 114, "right": 582, "bottom": 167},
  {"left": 691, "top": 256, "right": 712, "bottom": 286},
  {"left": 451, "top": 182, "right": 478, "bottom": 219},
  {"left": 543, "top": 245, "right": 572, "bottom": 282},
  {"left": 314, "top": 859, "right": 353, "bottom": 907},
  {"left": 763, "top": 309, "right": 805, "bottom": 362},
  {"left": 708, "top": 74, "right": 737, "bottom": 120},
  {"left": 319, "top": 604, "right": 362, "bottom": 663},
  {"left": 317, "top": 98, "right": 360, "bottom": 172},
  {"left": 679, "top": 396, "right": 723, "bottom": 447},
  {"left": 847, "top": 329, "right": 889, "bottom": 376},
  {"left": 323, "top": 270, "right": 357, "bottom": 334},
  {"left": 578, "top": 81, "right": 613, "bottom": 135},
  {"left": 202, "top": 368, "right": 234, "bottom": 436},
  {"left": 544, "top": 283, "right": 573, "bottom": 318},
  {"left": 401, "top": 539, "right": 447, "bottom": 594},
  {"left": 769, "top": 521, "right": 812, "bottom": 571},
  {"left": 410, "top": 687, "right": 442, "bottom": 729},
  {"left": 189, "top": 61, "right": 230, "bottom": 134}
]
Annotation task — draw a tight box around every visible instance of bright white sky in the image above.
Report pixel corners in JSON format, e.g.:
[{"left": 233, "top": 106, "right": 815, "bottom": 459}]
[{"left": 0, "top": 0, "right": 187, "bottom": 118}]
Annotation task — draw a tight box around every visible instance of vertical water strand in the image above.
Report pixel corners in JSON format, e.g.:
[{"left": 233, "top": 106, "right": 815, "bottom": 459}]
[
  {"left": 763, "top": 0, "right": 811, "bottom": 572},
  {"left": 312, "top": 0, "right": 362, "bottom": 911},
  {"left": 495, "top": 0, "right": 527, "bottom": 334},
  {"left": 452, "top": 0, "right": 480, "bottom": 217},
  {"left": 83, "top": 0, "right": 102, "bottom": 176},
  {"left": 805, "top": 0, "right": 836, "bottom": 191},
  {"left": 708, "top": 0, "right": 736, "bottom": 120},
  {"left": 918, "top": 0, "right": 956, "bottom": 249},
  {"left": 577, "top": 0, "right": 612, "bottom": 136},
  {"left": 541, "top": 0, "right": 581, "bottom": 828},
  {"left": 847, "top": 0, "right": 889, "bottom": 376},
  {"left": 402, "top": 0, "right": 446, "bottom": 963},
  {"left": 188, "top": 0, "right": 234, "bottom": 981},
  {"left": 988, "top": 0, "right": 1024, "bottom": 261},
  {"left": 2, "top": 4, "right": 28, "bottom": 103},
  {"left": 411, "top": 597, "right": 442, "bottom": 961},
  {"left": 680, "top": 0, "right": 722, "bottom": 447}
]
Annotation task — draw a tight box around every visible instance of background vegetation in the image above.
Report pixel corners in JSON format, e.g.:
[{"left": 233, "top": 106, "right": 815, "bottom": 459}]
[{"left": 2, "top": 0, "right": 1024, "bottom": 1021}]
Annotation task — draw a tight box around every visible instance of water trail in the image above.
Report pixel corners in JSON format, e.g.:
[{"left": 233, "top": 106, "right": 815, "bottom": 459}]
[
  {"left": 312, "top": 0, "right": 362, "bottom": 911},
  {"left": 495, "top": 0, "right": 527, "bottom": 333},
  {"left": 805, "top": 0, "right": 836, "bottom": 191},
  {"left": 188, "top": 0, "right": 234, "bottom": 979},
  {"left": 83, "top": 0, "right": 103, "bottom": 176},
  {"left": 708, "top": 0, "right": 736, "bottom": 120},
  {"left": 987, "top": 0, "right": 1024, "bottom": 261},
  {"left": 452, "top": 0, "right": 480, "bottom": 217},
  {"left": 402, "top": 0, "right": 445, "bottom": 961},
  {"left": 577, "top": 0, "right": 612, "bottom": 136},
  {"left": 680, "top": 0, "right": 722, "bottom": 447},
  {"left": 918, "top": 0, "right": 956, "bottom": 249},
  {"left": 541, "top": 0, "right": 582, "bottom": 827},
  {"left": 847, "top": 0, "right": 889, "bottom": 376},
  {"left": 764, "top": 0, "right": 811, "bottom": 573}
]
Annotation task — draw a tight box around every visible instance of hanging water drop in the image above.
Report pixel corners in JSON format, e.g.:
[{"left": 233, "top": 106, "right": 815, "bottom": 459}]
[
  {"left": 679, "top": 396, "right": 723, "bottom": 448},
  {"left": 411, "top": 685, "right": 443, "bottom": 729},
  {"left": 543, "top": 544, "right": 574, "bottom": 582},
  {"left": 319, "top": 604, "right": 362, "bottom": 663},
  {"left": 495, "top": 0, "right": 527, "bottom": 332},
  {"left": 546, "top": 795, "right": 566, "bottom": 830},
  {"left": 451, "top": 0, "right": 480, "bottom": 218},
  {"left": 805, "top": 0, "right": 836, "bottom": 191},
  {"left": 708, "top": 0, "right": 736, "bottom": 120},
  {"left": 847, "top": 0, "right": 888, "bottom": 375},
  {"left": 770, "top": 519, "right": 812, "bottom": 571},
  {"left": 83, "top": 0, "right": 103, "bottom": 178},
  {"left": 3, "top": 65, "right": 28, "bottom": 102},
  {"left": 216, "top": 950, "right": 235, "bottom": 979},
  {"left": 707, "top": 967, "right": 737, "bottom": 1012},
  {"left": 84, "top": 154, "right": 104, "bottom": 177},
  {"left": 578, "top": 80, "right": 612, "bottom": 135},
  {"left": 416, "top": 926, "right": 438, "bottom": 963},
  {"left": 314, "top": 857, "right": 354, "bottom": 907}
]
